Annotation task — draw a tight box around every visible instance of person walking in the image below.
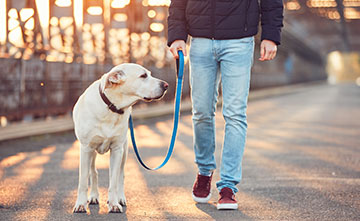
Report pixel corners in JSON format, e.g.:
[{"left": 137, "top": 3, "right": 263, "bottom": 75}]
[{"left": 167, "top": 0, "right": 284, "bottom": 210}]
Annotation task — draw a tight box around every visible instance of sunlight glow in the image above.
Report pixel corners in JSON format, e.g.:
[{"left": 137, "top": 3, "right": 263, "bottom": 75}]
[
  {"left": 113, "top": 13, "right": 128, "bottom": 22},
  {"left": 146, "top": 0, "right": 171, "bottom": 6},
  {"left": 55, "top": 0, "right": 72, "bottom": 7},
  {"left": 0, "top": 0, "right": 6, "bottom": 45},
  {"left": 61, "top": 140, "right": 79, "bottom": 170},
  {"left": 61, "top": 140, "right": 113, "bottom": 170},
  {"left": 141, "top": 32, "right": 151, "bottom": 41},
  {"left": 306, "top": 0, "right": 360, "bottom": 19},
  {"left": 130, "top": 32, "right": 140, "bottom": 41},
  {"left": 111, "top": 0, "right": 130, "bottom": 8},
  {"left": 59, "top": 17, "right": 73, "bottom": 29},
  {"left": 155, "top": 11, "right": 165, "bottom": 20},
  {"left": 0, "top": 153, "right": 50, "bottom": 206},
  {"left": 0, "top": 116, "right": 7, "bottom": 127},
  {"left": 328, "top": 51, "right": 343, "bottom": 72},
  {"left": 41, "top": 146, "right": 56, "bottom": 155},
  {"left": 35, "top": 0, "right": 50, "bottom": 45},
  {"left": 8, "top": 8, "right": 18, "bottom": 19},
  {"left": 327, "top": 10, "right": 341, "bottom": 19},
  {"left": 1, "top": 0, "right": 173, "bottom": 64},
  {"left": 0, "top": 152, "right": 26, "bottom": 168},
  {"left": 8, "top": 18, "right": 19, "bottom": 31},
  {"left": 73, "top": 0, "right": 83, "bottom": 30},
  {"left": 156, "top": 187, "right": 212, "bottom": 218},
  {"left": 307, "top": 0, "right": 337, "bottom": 8},
  {"left": 286, "top": 1, "right": 301, "bottom": 10},
  {"left": 345, "top": 7, "right": 360, "bottom": 19},
  {"left": 146, "top": 157, "right": 186, "bottom": 174},
  {"left": 148, "top": 10, "right": 156, "bottom": 18},
  {"left": 356, "top": 77, "right": 360, "bottom": 86},
  {"left": 150, "top": 22, "right": 164, "bottom": 32},
  {"left": 50, "top": 17, "right": 59, "bottom": 26},
  {"left": 124, "top": 158, "right": 165, "bottom": 217},
  {"left": 8, "top": 26, "right": 24, "bottom": 47},
  {"left": 87, "top": 6, "right": 103, "bottom": 15},
  {"left": 24, "top": 18, "right": 35, "bottom": 30},
  {"left": 345, "top": 0, "right": 360, "bottom": 7},
  {"left": 104, "top": 0, "right": 112, "bottom": 28},
  {"left": 20, "top": 8, "right": 34, "bottom": 22}
]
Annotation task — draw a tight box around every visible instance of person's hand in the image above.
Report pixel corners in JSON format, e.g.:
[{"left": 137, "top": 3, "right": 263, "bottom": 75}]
[
  {"left": 259, "top": 40, "right": 277, "bottom": 61},
  {"left": 169, "top": 40, "right": 187, "bottom": 59}
]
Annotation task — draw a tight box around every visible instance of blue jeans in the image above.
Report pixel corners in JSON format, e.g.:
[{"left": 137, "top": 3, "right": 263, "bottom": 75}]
[{"left": 189, "top": 37, "right": 254, "bottom": 194}]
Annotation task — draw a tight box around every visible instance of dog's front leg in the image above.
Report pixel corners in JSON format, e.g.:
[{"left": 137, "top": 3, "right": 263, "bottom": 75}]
[
  {"left": 73, "top": 145, "right": 92, "bottom": 213},
  {"left": 108, "top": 147, "right": 124, "bottom": 213},
  {"left": 89, "top": 151, "right": 99, "bottom": 204},
  {"left": 117, "top": 140, "right": 128, "bottom": 206}
]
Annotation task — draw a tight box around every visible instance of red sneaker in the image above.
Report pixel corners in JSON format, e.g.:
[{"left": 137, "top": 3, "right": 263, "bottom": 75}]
[
  {"left": 192, "top": 173, "right": 213, "bottom": 203},
  {"left": 217, "top": 187, "right": 238, "bottom": 210}
]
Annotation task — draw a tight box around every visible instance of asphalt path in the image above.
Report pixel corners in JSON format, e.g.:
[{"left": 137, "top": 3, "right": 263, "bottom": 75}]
[{"left": 0, "top": 83, "right": 359, "bottom": 220}]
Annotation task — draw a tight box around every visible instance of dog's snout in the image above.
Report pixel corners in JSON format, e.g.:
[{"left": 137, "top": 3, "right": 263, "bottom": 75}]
[{"left": 161, "top": 82, "right": 169, "bottom": 90}]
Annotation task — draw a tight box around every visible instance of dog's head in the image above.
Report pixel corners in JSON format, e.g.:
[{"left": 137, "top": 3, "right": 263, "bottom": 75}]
[{"left": 103, "top": 63, "right": 168, "bottom": 107}]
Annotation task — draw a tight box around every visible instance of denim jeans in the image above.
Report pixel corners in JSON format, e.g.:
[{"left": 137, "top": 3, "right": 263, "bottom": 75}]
[{"left": 189, "top": 37, "right": 254, "bottom": 194}]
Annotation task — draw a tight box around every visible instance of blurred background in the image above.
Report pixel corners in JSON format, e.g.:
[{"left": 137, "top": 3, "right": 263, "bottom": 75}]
[{"left": 0, "top": 0, "right": 359, "bottom": 125}]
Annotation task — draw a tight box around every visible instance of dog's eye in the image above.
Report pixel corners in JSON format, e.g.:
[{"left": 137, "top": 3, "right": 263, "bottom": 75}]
[{"left": 140, "top": 73, "right": 147, "bottom": 78}]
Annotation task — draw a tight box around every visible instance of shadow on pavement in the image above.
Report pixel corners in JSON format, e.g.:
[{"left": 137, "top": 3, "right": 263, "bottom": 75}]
[{"left": 195, "top": 203, "right": 253, "bottom": 220}]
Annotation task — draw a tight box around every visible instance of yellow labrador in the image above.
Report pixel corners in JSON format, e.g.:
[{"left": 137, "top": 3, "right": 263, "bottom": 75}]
[{"left": 72, "top": 63, "right": 168, "bottom": 213}]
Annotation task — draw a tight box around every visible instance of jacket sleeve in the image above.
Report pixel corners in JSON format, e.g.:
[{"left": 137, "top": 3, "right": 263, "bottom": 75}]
[
  {"left": 260, "top": 0, "right": 284, "bottom": 45},
  {"left": 167, "top": 0, "right": 188, "bottom": 47}
]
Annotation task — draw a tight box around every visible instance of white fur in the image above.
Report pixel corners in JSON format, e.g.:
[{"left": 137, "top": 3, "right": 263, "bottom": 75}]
[{"left": 72, "top": 63, "right": 167, "bottom": 213}]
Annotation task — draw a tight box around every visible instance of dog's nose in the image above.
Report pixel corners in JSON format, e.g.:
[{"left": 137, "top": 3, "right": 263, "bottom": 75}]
[{"left": 161, "top": 82, "right": 169, "bottom": 90}]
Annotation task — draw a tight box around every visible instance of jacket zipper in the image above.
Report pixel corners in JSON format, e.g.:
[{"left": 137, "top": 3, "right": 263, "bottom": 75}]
[{"left": 244, "top": 0, "right": 251, "bottom": 32}]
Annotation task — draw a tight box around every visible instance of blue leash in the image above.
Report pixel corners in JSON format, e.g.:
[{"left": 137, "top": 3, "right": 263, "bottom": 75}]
[{"left": 129, "top": 51, "right": 184, "bottom": 170}]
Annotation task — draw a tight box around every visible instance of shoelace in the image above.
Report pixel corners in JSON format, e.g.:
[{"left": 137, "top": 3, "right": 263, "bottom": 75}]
[
  {"left": 220, "top": 189, "right": 234, "bottom": 200},
  {"left": 196, "top": 175, "right": 210, "bottom": 189}
]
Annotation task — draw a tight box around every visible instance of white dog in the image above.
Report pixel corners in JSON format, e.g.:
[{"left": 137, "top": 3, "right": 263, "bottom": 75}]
[{"left": 72, "top": 63, "right": 168, "bottom": 213}]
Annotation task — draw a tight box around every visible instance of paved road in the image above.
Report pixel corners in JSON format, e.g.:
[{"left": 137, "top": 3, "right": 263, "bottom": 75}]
[{"left": 0, "top": 83, "right": 359, "bottom": 220}]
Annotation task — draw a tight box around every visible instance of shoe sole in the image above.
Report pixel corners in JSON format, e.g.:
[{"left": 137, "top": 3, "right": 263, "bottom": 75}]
[
  {"left": 217, "top": 203, "right": 238, "bottom": 210},
  {"left": 192, "top": 192, "right": 211, "bottom": 203}
]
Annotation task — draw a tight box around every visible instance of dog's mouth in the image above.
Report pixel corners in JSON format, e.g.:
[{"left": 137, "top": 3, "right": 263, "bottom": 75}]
[
  {"left": 143, "top": 97, "right": 153, "bottom": 102},
  {"left": 143, "top": 92, "right": 167, "bottom": 102}
]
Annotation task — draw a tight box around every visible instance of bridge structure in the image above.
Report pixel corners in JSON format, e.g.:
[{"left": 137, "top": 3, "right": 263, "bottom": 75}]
[{"left": 0, "top": 0, "right": 359, "bottom": 122}]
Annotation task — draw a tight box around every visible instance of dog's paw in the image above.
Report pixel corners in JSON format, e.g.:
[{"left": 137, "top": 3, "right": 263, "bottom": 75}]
[
  {"left": 108, "top": 203, "right": 123, "bottom": 213},
  {"left": 88, "top": 196, "right": 99, "bottom": 205},
  {"left": 73, "top": 204, "right": 87, "bottom": 213}
]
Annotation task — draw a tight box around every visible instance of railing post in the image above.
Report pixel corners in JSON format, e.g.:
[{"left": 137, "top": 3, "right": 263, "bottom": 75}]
[{"left": 335, "top": 0, "right": 350, "bottom": 52}]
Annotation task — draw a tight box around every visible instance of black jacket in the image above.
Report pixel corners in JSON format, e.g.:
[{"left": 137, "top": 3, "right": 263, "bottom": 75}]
[{"left": 167, "top": 0, "right": 284, "bottom": 46}]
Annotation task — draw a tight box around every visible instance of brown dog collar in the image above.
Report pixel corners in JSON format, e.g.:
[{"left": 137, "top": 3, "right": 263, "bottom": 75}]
[{"left": 99, "top": 83, "right": 124, "bottom": 114}]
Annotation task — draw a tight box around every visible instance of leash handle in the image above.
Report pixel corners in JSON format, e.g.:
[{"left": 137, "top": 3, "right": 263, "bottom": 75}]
[
  {"left": 176, "top": 50, "right": 184, "bottom": 78},
  {"left": 129, "top": 50, "right": 184, "bottom": 170}
]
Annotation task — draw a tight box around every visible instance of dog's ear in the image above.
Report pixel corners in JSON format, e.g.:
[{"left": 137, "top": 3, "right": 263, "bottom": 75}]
[{"left": 106, "top": 70, "right": 126, "bottom": 88}]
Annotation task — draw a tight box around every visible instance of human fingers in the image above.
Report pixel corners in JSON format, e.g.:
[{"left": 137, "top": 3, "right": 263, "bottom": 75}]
[
  {"left": 169, "top": 40, "right": 186, "bottom": 58},
  {"left": 263, "top": 46, "right": 272, "bottom": 60},
  {"left": 259, "top": 43, "right": 265, "bottom": 61},
  {"left": 267, "top": 46, "right": 277, "bottom": 60},
  {"left": 179, "top": 41, "right": 187, "bottom": 56},
  {"left": 269, "top": 50, "right": 277, "bottom": 60},
  {"left": 169, "top": 46, "right": 179, "bottom": 59},
  {"left": 264, "top": 43, "right": 278, "bottom": 60}
]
